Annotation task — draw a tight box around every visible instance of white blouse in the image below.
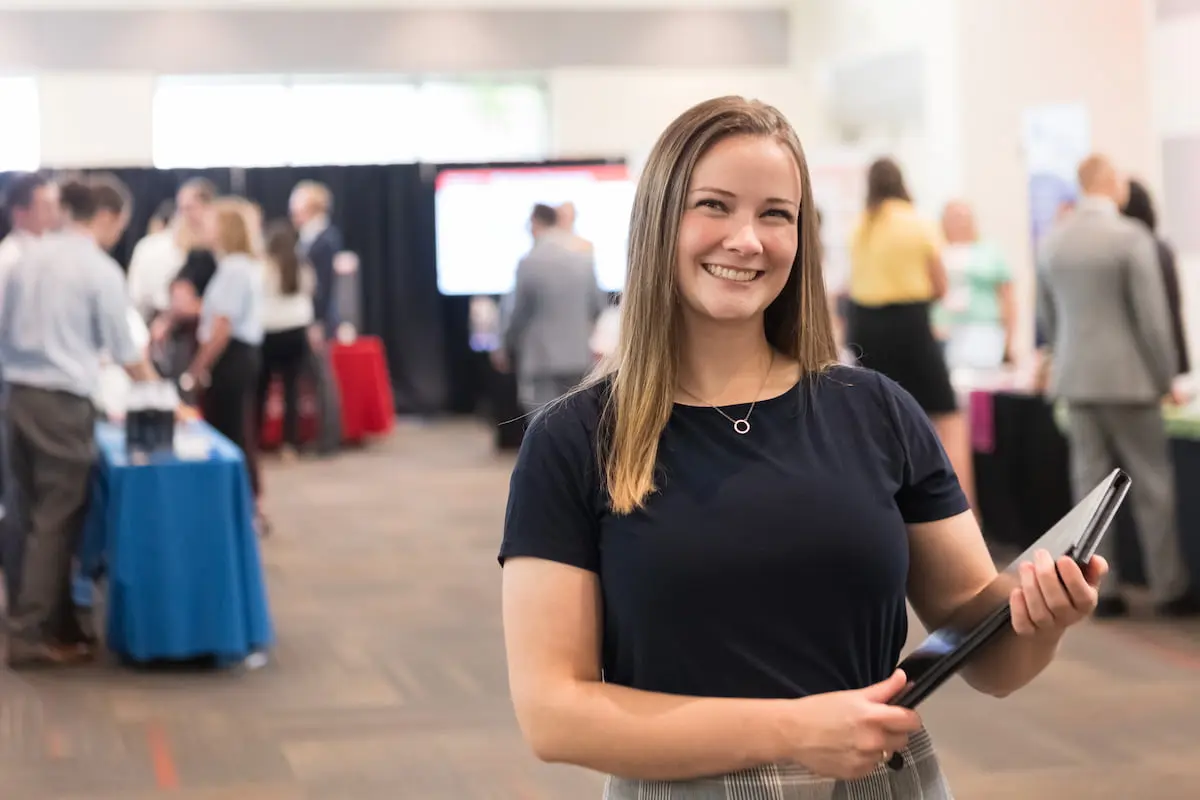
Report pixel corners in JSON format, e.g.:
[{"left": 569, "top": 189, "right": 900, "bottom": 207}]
[{"left": 261, "top": 258, "right": 316, "bottom": 333}]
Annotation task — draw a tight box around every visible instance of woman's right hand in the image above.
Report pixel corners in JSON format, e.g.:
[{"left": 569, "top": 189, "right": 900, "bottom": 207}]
[{"left": 786, "top": 670, "right": 923, "bottom": 781}]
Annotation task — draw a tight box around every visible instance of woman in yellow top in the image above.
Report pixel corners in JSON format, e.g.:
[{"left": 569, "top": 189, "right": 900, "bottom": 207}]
[{"left": 846, "top": 158, "right": 973, "bottom": 505}]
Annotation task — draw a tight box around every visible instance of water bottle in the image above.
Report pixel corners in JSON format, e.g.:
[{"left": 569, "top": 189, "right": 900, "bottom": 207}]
[
  {"left": 159, "top": 381, "right": 179, "bottom": 452},
  {"left": 145, "top": 382, "right": 161, "bottom": 453},
  {"left": 125, "top": 382, "right": 146, "bottom": 457},
  {"left": 142, "top": 381, "right": 159, "bottom": 454}
]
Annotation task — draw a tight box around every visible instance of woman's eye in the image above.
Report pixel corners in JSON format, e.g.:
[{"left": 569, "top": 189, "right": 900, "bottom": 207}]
[
  {"left": 697, "top": 198, "right": 727, "bottom": 211},
  {"left": 764, "top": 209, "right": 796, "bottom": 223}
]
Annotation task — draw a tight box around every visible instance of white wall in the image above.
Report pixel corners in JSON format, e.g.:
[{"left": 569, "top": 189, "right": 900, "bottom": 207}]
[
  {"left": 0, "top": 0, "right": 781, "bottom": 7},
  {"left": 1152, "top": 5, "right": 1200, "bottom": 367},
  {"left": 549, "top": 68, "right": 823, "bottom": 172},
  {"left": 28, "top": 67, "right": 819, "bottom": 169},
  {"left": 955, "top": 0, "right": 1157, "bottom": 358},
  {"left": 790, "top": 0, "right": 961, "bottom": 212},
  {"left": 1154, "top": 9, "right": 1200, "bottom": 140},
  {"left": 7, "top": 3, "right": 796, "bottom": 168},
  {"left": 37, "top": 72, "right": 156, "bottom": 167}
]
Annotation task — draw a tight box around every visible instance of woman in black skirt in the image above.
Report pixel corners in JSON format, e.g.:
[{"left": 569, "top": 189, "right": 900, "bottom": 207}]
[{"left": 844, "top": 158, "right": 972, "bottom": 506}]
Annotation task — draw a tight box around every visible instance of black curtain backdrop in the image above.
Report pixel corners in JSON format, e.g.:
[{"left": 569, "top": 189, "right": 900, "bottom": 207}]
[
  {"left": 241, "top": 163, "right": 449, "bottom": 414},
  {"left": 2, "top": 158, "right": 619, "bottom": 416}
]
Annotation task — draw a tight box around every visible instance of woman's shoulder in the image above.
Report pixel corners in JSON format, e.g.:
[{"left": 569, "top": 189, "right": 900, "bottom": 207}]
[
  {"left": 809, "top": 363, "right": 882, "bottom": 392},
  {"left": 511, "top": 379, "right": 609, "bottom": 490},
  {"left": 807, "top": 364, "right": 914, "bottom": 423}
]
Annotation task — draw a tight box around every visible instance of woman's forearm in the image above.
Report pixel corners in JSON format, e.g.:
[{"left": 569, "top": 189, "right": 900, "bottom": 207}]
[
  {"left": 189, "top": 331, "right": 230, "bottom": 377},
  {"left": 189, "top": 317, "right": 233, "bottom": 376},
  {"left": 521, "top": 681, "right": 793, "bottom": 781},
  {"left": 963, "top": 628, "right": 1062, "bottom": 697}
]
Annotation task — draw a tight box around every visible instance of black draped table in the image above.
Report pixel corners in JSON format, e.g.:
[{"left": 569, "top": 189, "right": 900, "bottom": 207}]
[{"left": 970, "top": 388, "right": 1200, "bottom": 588}]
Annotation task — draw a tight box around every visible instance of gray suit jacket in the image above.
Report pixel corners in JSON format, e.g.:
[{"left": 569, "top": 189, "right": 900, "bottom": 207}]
[
  {"left": 1036, "top": 200, "right": 1177, "bottom": 403},
  {"left": 503, "top": 231, "right": 607, "bottom": 380}
]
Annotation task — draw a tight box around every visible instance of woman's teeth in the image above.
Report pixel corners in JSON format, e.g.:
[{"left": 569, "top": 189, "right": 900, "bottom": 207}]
[{"left": 703, "top": 264, "right": 759, "bottom": 282}]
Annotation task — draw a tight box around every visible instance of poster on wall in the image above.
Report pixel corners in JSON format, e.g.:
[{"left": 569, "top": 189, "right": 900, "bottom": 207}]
[
  {"left": 1020, "top": 103, "right": 1091, "bottom": 346},
  {"left": 1021, "top": 103, "right": 1091, "bottom": 257}
]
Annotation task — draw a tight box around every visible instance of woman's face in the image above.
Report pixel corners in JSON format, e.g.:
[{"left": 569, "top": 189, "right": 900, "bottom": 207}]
[
  {"left": 198, "top": 207, "right": 221, "bottom": 251},
  {"left": 674, "top": 134, "right": 801, "bottom": 327}
]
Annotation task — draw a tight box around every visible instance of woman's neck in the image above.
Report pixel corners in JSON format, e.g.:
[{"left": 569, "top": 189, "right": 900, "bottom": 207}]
[{"left": 676, "top": 316, "right": 780, "bottom": 405}]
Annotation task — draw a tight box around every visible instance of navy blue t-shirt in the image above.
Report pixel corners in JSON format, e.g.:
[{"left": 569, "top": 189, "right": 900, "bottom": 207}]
[{"left": 498, "top": 365, "right": 968, "bottom": 700}]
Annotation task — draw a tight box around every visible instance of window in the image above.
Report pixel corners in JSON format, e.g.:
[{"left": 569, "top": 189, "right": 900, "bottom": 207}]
[
  {"left": 0, "top": 77, "right": 40, "bottom": 171},
  {"left": 152, "top": 75, "right": 549, "bottom": 168},
  {"left": 152, "top": 77, "right": 291, "bottom": 168},
  {"left": 414, "top": 80, "right": 550, "bottom": 163},
  {"left": 286, "top": 81, "right": 421, "bottom": 166}
]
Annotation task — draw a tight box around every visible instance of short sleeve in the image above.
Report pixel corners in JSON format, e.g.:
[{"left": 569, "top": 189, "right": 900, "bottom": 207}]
[
  {"left": 985, "top": 244, "right": 1012, "bottom": 285},
  {"left": 875, "top": 374, "right": 969, "bottom": 523},
  {"left": 498, "top": 396, "right": 603, "bottom": 573},
  {"left": 204, "top": 265, "right": 250, "bottom": 324}
]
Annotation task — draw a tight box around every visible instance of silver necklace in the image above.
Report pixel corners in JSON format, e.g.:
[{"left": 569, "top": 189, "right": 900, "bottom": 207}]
[{"left": 680, "top": 353, "right": 775, "bottom": 435}]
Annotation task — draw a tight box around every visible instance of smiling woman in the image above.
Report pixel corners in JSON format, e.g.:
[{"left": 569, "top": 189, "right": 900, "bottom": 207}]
[{"left": 498, "top": 96, "right": 1103, "bottom": 800}]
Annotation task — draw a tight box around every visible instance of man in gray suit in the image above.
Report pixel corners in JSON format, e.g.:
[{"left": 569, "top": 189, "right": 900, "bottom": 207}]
[
  {"left": 1037, "top": 154, "right": 1197, "bottom": 618},
  {"left": 499, "top": 203, "right": 606, "bottom": 412}
]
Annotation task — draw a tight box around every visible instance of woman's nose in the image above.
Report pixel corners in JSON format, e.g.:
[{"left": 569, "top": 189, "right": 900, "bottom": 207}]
[{"left": 724, "top": 222, "right": 764, "bottom": 256}]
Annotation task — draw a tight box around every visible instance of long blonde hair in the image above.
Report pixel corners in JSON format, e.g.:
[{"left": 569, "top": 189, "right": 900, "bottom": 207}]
[{"left": 589, "top": 96, "right": 837, "bottom": 514}]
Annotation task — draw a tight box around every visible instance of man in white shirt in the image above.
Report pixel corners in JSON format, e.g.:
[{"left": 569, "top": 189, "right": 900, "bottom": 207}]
[{"left": 126, "top": 177, "right": 216, "bottom": 323}]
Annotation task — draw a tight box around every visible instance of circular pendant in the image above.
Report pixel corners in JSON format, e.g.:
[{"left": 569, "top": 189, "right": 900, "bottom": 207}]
[{"left": 733, "top": 418, "right": 751, "bottom": 435}]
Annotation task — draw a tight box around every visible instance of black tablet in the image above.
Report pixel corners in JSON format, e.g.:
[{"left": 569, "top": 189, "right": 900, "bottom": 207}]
[{"left": 889, "top": 468, "right": 1130, "bottom": 710}]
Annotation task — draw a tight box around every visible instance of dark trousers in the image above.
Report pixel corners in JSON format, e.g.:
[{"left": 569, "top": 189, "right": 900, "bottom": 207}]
[
  {"left": 1066, "top": 403, "right": 1189, "bottom": 603},
  {"left": 255, "top": 326, "right": 310, "bottom": 450},
  {"left": 519, "top": 372, "right": 588, "bottom": 413},
  {"left": 5, "top": 384, "right": 95, "bottom": 645},
  {"left": 310, "top": 347, "right": 342, "bottom": 456},
  {"left": 202, "top": 340, "right": 262, "bottom": 496},
  {"left": 0, "top": 383, "right": 25, "bottom": 611}
]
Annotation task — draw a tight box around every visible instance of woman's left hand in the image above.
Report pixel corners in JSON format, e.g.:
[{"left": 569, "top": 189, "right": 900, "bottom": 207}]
[{"left": 1010, "top": 549, "right": 1108, "bottom": 636}]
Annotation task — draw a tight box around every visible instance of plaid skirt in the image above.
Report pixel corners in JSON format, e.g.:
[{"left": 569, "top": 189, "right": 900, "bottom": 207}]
[{"left": 603, "top": 727, "right": 952, "bottom": 800}]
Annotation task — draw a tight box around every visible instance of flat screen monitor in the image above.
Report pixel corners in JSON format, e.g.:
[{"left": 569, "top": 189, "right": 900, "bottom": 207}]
[{"left": 434, "top": 163, "right": 635, "bottom": 296}]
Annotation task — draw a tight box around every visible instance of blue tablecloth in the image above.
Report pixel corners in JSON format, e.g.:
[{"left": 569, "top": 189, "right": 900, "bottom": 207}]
[{"left": 78, "top": 420, "right": 274, "bottom": 663}]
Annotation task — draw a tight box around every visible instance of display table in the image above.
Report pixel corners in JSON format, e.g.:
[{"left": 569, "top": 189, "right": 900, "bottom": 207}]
[
  {"left": 260, "top": 336, "right": 394, "bottom": 448},
  {"left": 970, "top": 389, "right": 1200, "bottom": 589},
  {"left": 330, "top": 336, "right": 395, "bottom": 442},
  {"left": 78, "top": 421, "right": 274, "bottom": 664}
]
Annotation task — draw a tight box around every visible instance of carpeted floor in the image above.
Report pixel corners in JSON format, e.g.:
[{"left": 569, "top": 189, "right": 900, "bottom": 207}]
[{"left": 1, "top": 419, "right": 1197, "bottom": 798}]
